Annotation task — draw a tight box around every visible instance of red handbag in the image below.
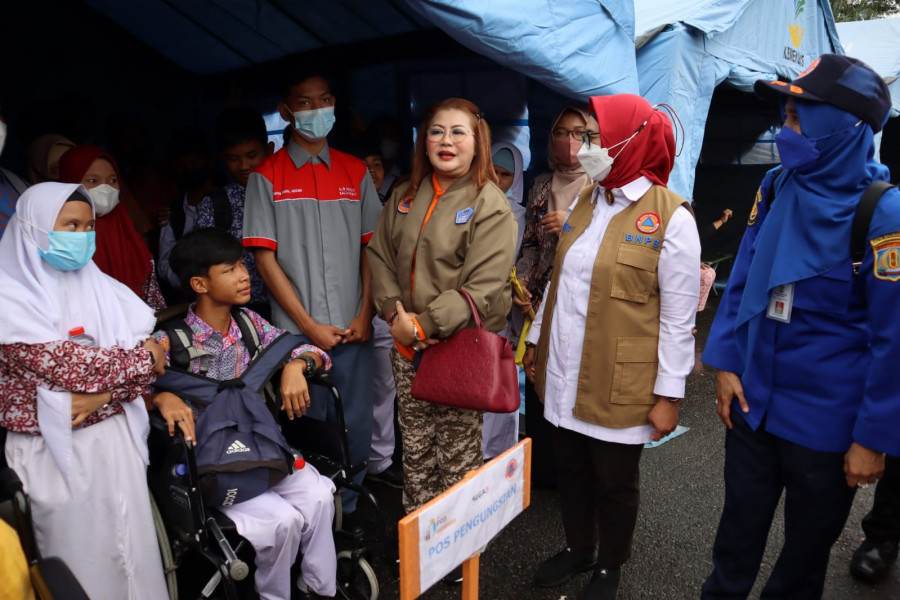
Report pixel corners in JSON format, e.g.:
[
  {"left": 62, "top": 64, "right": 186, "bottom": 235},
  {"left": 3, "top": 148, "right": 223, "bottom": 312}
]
[{"left": 410, "top": 289, "right": 520, "bottom": 413}]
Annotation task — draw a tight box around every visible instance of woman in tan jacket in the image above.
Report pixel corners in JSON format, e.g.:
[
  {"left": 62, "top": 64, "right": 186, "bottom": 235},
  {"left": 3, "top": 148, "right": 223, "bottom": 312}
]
[{"left": 367, "top": 98, "right": 517, "bottom": 517}]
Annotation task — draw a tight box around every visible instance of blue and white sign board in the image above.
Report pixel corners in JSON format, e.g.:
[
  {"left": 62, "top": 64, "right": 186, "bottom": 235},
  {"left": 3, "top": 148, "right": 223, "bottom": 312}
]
[{"left": 398, "top": 439, "right": 531, "bottom": 598}]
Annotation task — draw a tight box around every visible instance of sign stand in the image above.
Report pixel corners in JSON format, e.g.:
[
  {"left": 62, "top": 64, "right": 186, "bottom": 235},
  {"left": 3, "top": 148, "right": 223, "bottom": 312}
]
[
  {"left": 461, "top": 553, "right": 480, "bottom": 599},
  {"left": 398, "top": 438, "right": 531, "bottom": 599}
]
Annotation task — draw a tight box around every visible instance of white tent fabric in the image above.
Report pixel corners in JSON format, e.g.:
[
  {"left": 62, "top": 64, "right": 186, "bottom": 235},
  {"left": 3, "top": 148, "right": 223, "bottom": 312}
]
[{"left": 837, "top": 18, "right": 900, "bottom": 116}]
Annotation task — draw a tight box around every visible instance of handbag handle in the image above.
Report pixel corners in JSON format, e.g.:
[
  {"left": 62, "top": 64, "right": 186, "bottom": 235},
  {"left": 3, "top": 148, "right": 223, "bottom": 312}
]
[{"left": 456, "top": 289, "right": 486, "bottom": 331}]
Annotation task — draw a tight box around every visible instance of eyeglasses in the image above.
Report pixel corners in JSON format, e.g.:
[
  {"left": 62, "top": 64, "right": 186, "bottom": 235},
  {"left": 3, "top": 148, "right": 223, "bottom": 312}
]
[
  {"left": 426, "top": 127, "right": 473, "bottom": 143},
  {"left": 580, "top": 131, "right": 600, "bottom": 147},
  {"left": 551, "top": 127, "right": 588, "bottom": 141}
]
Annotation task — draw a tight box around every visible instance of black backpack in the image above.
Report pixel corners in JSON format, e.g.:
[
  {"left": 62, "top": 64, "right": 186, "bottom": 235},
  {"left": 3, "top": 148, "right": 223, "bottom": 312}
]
[{"left": 154, "top": 308, "right": 297, "bottom": 507}]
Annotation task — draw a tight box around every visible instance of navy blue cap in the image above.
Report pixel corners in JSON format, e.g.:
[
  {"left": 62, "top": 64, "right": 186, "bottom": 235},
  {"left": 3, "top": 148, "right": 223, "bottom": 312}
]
[{"left": 755, "top": 54, "right": 891, "bottom": 132}]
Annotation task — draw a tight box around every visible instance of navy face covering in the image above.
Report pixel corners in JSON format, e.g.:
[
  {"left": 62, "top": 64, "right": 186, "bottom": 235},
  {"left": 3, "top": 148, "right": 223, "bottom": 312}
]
[{"left": 775, "top": 120, "right": 863, "bottom": 174}]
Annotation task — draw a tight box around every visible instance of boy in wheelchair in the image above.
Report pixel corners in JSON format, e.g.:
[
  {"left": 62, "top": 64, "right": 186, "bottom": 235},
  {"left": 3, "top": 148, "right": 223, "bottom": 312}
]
[{"left": 147, "top": 228, "right": 338, "bottom": 599}]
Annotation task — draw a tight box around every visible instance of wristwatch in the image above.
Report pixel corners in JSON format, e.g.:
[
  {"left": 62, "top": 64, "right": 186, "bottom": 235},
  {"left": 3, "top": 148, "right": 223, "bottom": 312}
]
[{"left": 301, "top": 356, "right": 317, "bottom": 379}]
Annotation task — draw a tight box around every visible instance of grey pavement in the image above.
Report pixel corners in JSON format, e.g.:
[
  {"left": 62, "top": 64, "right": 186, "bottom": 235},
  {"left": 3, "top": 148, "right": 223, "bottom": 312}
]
[{"left": 363, "top": 294, "right": 900, "bottom": 599}]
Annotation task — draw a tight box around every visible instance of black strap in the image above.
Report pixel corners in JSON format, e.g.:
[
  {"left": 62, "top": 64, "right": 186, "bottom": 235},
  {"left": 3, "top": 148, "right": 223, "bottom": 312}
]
[
  {"left": 232, "top": 307, "right": 261, "bottom": 359},
  {"left": 209, "top": 187, "right": 233, "bottom": 231},
  {"left": 851, "top": 181, "right": 896, "bottom": 271},
  {"left": 161, "top": 318, "right": 193, "bottom": 372},
  {"left": 764, "top": 167, "right": 785, "bottom": 210}
]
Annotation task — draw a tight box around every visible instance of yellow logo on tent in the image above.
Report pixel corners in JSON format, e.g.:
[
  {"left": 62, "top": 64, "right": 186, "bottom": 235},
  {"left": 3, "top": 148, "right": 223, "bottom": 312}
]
[{"left": 790, "top": 0, "right": 805, "bottom": 48}]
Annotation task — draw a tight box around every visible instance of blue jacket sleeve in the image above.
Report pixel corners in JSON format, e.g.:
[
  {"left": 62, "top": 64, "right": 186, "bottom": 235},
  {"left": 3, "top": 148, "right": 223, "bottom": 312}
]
[
  {"left": 702, "top": 168, "right": 779, "bottom": 374},
  {"left": 853, "top": 188, "right": 900, "bottom": 456}
]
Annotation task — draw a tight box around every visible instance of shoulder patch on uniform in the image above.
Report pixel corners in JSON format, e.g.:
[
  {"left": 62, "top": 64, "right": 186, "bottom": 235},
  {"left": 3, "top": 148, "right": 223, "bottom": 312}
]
[
  {"left": 636, "top": 212, "right": 661, "bottom": 234},
  {"left": 871, "top": 233, "right": 900, "bottom": 281},
  {"left": 748, "top": 188, "right": 762, "bottom": 226},
  {"left": 397, "top": 198, "right": 412, "bottom": 214}
]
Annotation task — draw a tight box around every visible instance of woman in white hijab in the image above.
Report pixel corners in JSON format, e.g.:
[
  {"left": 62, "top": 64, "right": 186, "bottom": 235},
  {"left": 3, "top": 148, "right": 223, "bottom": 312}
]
[{"left": 0, "top": 183, "right": 169, "bottom": 599}]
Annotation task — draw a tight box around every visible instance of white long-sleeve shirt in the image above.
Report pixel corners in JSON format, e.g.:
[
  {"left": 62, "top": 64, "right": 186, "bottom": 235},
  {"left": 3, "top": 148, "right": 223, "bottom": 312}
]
[{"left": 526, "top": 177, "right": 700, "bottom": 444}]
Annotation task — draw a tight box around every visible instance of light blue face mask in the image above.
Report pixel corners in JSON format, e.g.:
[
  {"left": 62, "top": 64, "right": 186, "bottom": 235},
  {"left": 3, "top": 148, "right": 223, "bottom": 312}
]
[
  {"left": 292, "top": 106, "right": 335, "bottom": 141},
  {"left": 38, "top": 230, "right": 96, "bottom": 271}
]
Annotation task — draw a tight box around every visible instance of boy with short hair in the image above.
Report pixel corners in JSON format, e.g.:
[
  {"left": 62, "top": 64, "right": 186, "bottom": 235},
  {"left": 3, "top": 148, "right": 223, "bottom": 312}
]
[
  {"left": 243, "top": 70, "right": 381, "bottom": 519},
  {"left": 149, "top": 228, "right": 337, "bottom": 600},
  {"left": 196, "top": 107, "right": 272, "bottom": 317}
]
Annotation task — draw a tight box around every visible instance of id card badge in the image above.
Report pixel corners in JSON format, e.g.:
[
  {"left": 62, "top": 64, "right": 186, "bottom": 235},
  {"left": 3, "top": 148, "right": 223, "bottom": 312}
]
[{"left": 766, "top": 283, "right": 794, "bottom": 323}]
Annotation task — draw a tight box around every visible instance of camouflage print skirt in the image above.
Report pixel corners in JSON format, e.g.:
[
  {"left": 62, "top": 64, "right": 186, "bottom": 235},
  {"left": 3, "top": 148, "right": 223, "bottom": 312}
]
[{"left": 390, "top": 346, "right": 484, "bottom": 513}]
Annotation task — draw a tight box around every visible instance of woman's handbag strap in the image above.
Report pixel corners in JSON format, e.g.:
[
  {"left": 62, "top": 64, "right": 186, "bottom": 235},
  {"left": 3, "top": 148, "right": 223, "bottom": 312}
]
[{"left": 456, "top": 289, "right": 485, "bottom": 331}]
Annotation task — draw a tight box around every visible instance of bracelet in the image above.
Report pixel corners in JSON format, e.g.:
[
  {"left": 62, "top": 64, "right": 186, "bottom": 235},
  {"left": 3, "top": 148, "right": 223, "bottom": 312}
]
[
  {"left": 412, "top": 317, "right": 425, "bottom": 342},
  {"left": 524, "top": 341, "right": 537, "bottom": 349}
]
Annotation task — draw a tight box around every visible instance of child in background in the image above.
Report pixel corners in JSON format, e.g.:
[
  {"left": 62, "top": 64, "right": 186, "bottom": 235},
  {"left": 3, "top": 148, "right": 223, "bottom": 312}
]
[
  {"left": 481, "top": 142, "right": 527, "bottom": 461},
  {"left": 59, "top": 145, "right": 167, "bottom": 310},
  {"left": 195, "top": 107, "right": 272, "bottom": 317},
  {"left": 149, "top": 228, "right": 337, "bottom": 600}
]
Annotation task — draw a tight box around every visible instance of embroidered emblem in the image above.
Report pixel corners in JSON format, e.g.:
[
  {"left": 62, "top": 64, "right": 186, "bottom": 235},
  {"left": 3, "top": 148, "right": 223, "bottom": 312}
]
[
  {"left": 871, "top": 233, "right": 900, "bottom": 282},
  {"left": 625, "top": 233, "right": 661, "bottom": 249},
  {"left": 636, "top": 212, "right": 661, "bottom": 234},
  {"left": 748, "top": 189, "right": 762, "bottom": 226},
  {"left": 398, "top": 198, "right": 412, "bottom": 214},
  {"left": 455, "top": 207, "right": 474, "bottom": 224},
  {"left": 562, "top": 222, "right": 573, "bottom": 233}
]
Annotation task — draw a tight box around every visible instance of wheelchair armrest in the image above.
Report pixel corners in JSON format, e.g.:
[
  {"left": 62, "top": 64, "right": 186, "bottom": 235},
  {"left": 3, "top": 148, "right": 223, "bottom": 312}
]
[
  {"left": 31, "top": 557, "right": 91, "bottom": 600},
  {"left": 148, "top": 409, "right": 168, "bottom": 432},
  {"left": 308, "top": 370, "right": 335, "bottom": 388}
]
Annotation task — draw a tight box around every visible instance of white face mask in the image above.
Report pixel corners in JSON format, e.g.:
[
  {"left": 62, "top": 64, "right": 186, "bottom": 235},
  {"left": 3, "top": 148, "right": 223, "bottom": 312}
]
[
  {"left": 292, "top": 106, "right": 336, "bottom": 141},
  {"left": 89, "top": 184, "right": 120, "bottom": 217},
  {"left": 575, "top": 124, "right": 646, "bottom": 183},
  {"left": 577, "top": 142, "right": 613, "bottom": 183},
  {"left": 0, "top": 120, "right": 7, "bottom": 157}
]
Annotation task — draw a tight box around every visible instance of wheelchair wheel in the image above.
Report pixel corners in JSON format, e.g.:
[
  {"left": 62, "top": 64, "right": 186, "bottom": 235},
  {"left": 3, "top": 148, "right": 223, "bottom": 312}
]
[
  {"left": 336, "top": 552, "right": 378, "bottom": 600},
  {"left": 150, "top": 493, "right": 179, "bottom": 600}
]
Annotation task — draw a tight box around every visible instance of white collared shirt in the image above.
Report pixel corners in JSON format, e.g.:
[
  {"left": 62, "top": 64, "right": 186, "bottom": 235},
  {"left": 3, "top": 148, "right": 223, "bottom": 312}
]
[{"left": 526, "top": 176, "right": 699, "bottom": 444}]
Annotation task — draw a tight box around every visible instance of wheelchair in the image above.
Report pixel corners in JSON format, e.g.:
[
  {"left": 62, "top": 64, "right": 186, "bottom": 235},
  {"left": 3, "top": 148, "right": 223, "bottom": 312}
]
[
  {"left": 0, "top": 460, "right": 91, "bottom": 600},
  {"left": 147, "top": 371, "right": 387, "bottom": 600}
]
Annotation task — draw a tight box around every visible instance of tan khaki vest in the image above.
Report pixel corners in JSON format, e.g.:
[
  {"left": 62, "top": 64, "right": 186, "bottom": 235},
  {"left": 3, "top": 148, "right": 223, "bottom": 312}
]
[{"left": 534, "top": 184, "right": 689, "bottom": 428}]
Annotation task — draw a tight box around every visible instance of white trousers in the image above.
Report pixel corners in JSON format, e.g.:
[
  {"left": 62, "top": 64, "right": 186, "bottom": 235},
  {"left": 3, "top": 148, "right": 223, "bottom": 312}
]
[
  {"left": 5, "top": 415, "right": 168, "bottom": 600},
  {"left": 369, "top": 316, "right": 397, "bottom": 474},
  {"left": 221, "top": 463, "right": 337, "bottom": 599}
]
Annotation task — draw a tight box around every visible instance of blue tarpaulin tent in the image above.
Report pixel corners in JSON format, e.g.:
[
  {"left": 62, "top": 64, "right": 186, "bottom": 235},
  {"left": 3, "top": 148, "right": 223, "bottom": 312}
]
[
  {"left": 411, "top": 0, "right": 842, "bottom": 198},
  {"left": 71, "top": 1, "right": 870, "bottom": 198}
]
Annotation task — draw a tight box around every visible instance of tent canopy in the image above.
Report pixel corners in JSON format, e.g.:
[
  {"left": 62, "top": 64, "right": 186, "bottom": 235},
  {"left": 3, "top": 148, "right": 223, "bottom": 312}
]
[
  {"left": 66, "top": 1, "right": 858, "bottom": 198},
  {"left": 412, "top": 0, "right": 842, "bottom": 197}
]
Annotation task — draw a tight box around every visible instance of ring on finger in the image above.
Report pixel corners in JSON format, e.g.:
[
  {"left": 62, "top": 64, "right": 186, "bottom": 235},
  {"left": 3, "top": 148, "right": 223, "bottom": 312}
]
[{"left": 175, "top": 418, "right": 184, "bottom": 423}]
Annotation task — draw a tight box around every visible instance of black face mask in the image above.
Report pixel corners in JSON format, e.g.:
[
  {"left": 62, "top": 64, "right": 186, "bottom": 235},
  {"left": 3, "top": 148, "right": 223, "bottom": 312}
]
[{"left": 175, "top": 167, "right": 211, "bottom": 191}]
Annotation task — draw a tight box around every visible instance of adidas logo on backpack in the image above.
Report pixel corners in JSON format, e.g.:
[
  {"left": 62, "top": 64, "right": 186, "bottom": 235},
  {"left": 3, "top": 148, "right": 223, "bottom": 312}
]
[{"left": 226, "top": 440, "right": 252, "bottom": 454}]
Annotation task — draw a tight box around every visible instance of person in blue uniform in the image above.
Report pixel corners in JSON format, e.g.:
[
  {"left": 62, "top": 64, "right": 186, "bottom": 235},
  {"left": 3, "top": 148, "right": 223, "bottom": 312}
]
[{"left": 700, "top": 54, "right": 900, "bottom": 599}]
